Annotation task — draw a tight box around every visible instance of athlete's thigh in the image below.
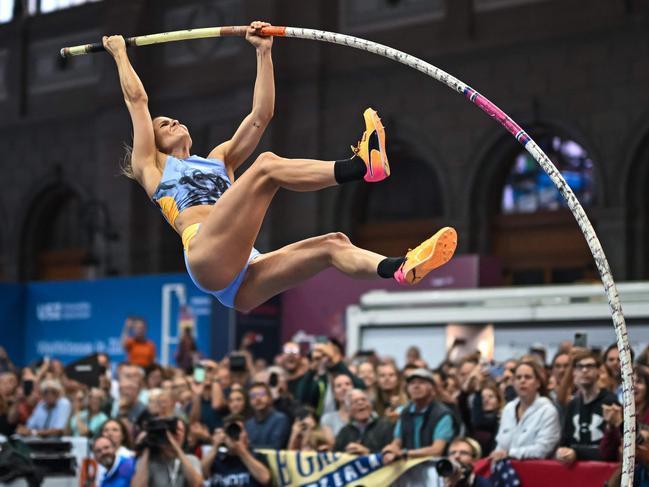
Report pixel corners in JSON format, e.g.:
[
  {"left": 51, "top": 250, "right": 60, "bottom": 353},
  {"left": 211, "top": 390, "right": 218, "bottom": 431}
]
[
  {"left": 188, "top": 167, "right": 275, "bottom": 288},
  {"left": 234, "top": 236, "right": 333, "bottom": 311}
]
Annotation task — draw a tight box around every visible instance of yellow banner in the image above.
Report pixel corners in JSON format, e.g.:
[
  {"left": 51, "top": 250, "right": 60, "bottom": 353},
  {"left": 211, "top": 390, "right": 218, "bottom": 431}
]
[{"left": 258, "top": 450, "right": 429, "bottom": 487}]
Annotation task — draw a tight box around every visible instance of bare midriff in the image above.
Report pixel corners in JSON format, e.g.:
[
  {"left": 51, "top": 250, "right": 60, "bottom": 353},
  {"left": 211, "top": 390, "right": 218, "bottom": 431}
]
[{"left": 172, "top": 204, "right": 213, "bottom": 236}]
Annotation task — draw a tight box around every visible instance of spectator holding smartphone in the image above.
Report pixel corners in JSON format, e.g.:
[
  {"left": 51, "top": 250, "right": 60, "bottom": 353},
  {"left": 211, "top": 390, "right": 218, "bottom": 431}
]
[
  {"left": 288, "top": 406, "right": 322, "bottom": 451},
  {"left": 301, "top": 340, "right": 365, "bottom": 416},
  {"left": 189, "top": 360, "right": 225, "bottom": 433},
  {"left": 121, "top": 317, "right": 156, "bottom": 368},
  {"left": 261, "top": 366, "right": 301, "bottom": 422},
  {"left": 278, "top": 342, "right": 310, "bottom": 402}
]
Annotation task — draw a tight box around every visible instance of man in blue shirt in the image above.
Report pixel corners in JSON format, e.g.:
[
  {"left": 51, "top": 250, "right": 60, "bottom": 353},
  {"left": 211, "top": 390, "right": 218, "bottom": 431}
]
[
  {"left": 16, "top": 379, "right": 71, "bottom": 437},
  {"left": 93, "top": 436, "right": 135, "bottom": 487},
  {"left": 244, "top": 382, "right": 290, "bottom": 449},
  {"left": 383, "top": 368, "right": 457, "bottom": 462}
]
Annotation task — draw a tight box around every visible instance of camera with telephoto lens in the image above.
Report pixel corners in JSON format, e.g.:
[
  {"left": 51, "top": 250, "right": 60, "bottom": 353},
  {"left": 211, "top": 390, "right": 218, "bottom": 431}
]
[
  {"left": 225, "top": 421, "right": 242, "bottom": 441},
  {"left": 435, "top": 458, "right": 472, "bottom": 483},
  {"left": 137, "top": 417, "right": 178, "bottom": 452},
  {"left": 217, "top": 419, "right": 243, "bottom": 458}
]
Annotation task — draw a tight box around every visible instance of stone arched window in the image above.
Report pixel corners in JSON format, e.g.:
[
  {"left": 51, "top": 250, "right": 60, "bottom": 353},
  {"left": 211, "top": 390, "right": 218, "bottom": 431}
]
[
  {"left": 491, "top": 129, "right": 598, "bottom": 285},
  {"left": 501, "top": 135, "right": 595, "bottom": 214},
  {"left": 20, "top": 184, "right": 88, "bottom": 281},
  {"left": 626, "top": 129, "right": 649, "bottom": 280}
]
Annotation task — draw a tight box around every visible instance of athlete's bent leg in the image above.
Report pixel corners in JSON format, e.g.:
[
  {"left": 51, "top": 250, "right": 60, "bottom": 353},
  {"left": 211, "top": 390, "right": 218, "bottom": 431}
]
[
  {"left": 188, "top": 109, "right": 390, "bottom": 291},
  {"left": 233, "top": 226, "right": 458, "bottom": 311},
  {"left": 234, "top": 232, "right": 385, "bottom": 312}
]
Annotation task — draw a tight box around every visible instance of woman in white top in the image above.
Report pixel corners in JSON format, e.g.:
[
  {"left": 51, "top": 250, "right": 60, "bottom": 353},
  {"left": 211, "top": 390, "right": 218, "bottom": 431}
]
[{"left": 489, "top": 358, "right": 560, "bottom": 461}]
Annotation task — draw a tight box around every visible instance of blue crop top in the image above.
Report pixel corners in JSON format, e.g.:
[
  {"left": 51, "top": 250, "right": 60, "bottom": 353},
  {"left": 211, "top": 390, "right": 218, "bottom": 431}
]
[{"left": 152, "top": 154, "right": 231, "bottom": 225}]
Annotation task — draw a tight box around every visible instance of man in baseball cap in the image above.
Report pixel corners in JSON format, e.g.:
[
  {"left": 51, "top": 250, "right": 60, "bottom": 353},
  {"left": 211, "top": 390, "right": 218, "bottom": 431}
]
[{"left": 383, "top": 368, "right": 458, "bottom": 462}]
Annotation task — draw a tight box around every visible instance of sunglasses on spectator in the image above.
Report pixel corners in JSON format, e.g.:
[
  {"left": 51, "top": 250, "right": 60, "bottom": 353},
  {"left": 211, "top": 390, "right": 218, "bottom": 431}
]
[
  {"left": 249, "top": 391, "right": 268, "bottom": 399},
  {"left": 283, "top": 346, "right": 300, "bottom": 355}
]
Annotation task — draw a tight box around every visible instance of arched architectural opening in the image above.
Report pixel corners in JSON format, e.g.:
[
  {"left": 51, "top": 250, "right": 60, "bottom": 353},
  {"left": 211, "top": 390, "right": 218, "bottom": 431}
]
[
  {"left": 626, "top": 130, "right": 649, "bottom": 280},
  {"left": 20, "top": 184, "right": 88, "bottom": 281},
  {"left": 349, "top": 139, "right": 444, "bottom": 256},
  {"left": 474, "top": 124, "right": 599, "bottom": 285}
]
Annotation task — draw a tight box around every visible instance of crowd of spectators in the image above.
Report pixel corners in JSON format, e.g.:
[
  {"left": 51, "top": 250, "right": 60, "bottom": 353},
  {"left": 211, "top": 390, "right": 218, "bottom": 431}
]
[{"left": 0, "top": 318, "right": 648, "bottom": 486}]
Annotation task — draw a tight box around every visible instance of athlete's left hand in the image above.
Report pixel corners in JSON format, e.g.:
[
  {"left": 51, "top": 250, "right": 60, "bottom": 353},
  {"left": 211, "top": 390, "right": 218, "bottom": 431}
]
[{"left": 246, "top": 21, "right": 273, "bottom": 50}]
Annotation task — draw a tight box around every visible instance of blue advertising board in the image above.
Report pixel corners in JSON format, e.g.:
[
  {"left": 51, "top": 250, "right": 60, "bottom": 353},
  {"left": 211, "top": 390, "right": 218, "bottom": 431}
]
[{"left": 2, "top": 273, "right": 229, "bottom": 367}]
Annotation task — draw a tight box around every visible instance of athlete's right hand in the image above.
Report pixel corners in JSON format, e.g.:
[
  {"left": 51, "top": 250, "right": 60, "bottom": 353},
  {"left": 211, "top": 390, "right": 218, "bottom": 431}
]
[{"left": 103, "top": 35, "right": 126, "bottom": 57}]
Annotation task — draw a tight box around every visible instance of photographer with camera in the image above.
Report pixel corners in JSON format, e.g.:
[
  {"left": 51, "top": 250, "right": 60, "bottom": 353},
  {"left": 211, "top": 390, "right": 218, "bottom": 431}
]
[
  {"left": 201, "top": 414, "right": 271, "bottom": 486},
  {"left": 437, "top": 437, "right": 493, "bottom": 487},
  {"left": 132, "top": 416, "right": 203, "bottom": 487},
  {"left": 263, "top": 366, "right": 301, "bottom": 421}
]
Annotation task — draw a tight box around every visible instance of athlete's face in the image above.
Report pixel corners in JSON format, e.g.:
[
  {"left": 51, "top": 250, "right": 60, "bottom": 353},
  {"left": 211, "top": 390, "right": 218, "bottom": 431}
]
[{"left": 153, "top": 116, "right": 192, "bottom": 153}]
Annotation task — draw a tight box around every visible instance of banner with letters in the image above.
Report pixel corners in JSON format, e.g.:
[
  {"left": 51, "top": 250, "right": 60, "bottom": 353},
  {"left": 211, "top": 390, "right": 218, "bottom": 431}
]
[
  {"left": 259, "top": 450, "right": 434, "bottom": 487},
  {"left": 18, "top": 273, "right": 216, "bottom": 366}
]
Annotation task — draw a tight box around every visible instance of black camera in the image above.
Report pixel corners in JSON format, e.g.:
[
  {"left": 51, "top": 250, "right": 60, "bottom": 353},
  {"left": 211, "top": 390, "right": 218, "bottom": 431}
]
[
  {"left": 268, "top": 372, "right": 279, "bottom": 388},
  {"left": 137, "top": 417, "right": 178, "bottom": 452},
  {"left": 295, "top": 406, "right": 310, "bottom": 421},
  {"left": 217, "top": 420, "right": 244, "bottom": 459},
  {"left": 224, "top": 421, "right": 242, "bottom": 441},
  {"left": 435, "top": 458, "right": 472, "bottom": 480},
  {"left": 229, "top": 353, "right": 247, "bottom": 373}
]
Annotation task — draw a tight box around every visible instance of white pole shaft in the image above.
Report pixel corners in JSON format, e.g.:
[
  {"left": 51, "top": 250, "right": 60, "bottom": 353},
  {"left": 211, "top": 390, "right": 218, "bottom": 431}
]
[{"left": 280, "top": 26, "right": 635, "bottom": 485}]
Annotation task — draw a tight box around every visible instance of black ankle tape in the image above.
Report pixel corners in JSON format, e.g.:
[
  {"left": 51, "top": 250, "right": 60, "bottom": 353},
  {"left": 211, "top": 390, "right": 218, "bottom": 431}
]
[
  {"left": 334, "top": 156, "right": 366, "bottom": 184},
  {"left": 377, "top": 257, "right": 405, "bottom": 278}
]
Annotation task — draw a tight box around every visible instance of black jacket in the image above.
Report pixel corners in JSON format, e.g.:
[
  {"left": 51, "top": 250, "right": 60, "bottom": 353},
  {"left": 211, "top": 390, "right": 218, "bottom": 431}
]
[
  {"left": 334, "top": 414, "right": 394, "bottom": 453},
  {"left": 560, "top": 388, "right": 618, "bottom": 460}
]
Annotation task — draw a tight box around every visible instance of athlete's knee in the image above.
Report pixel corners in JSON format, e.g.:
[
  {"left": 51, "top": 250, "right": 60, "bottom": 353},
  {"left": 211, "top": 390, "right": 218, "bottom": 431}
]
[
  {"left": 255, "top": 151, "right": 281, "bottom": 177},
  {"left": 322, "top": 232, "right": 352, "bottom": 254},
  {"left": 327, "top": 231, "right": 351, "bottom": 243}
]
